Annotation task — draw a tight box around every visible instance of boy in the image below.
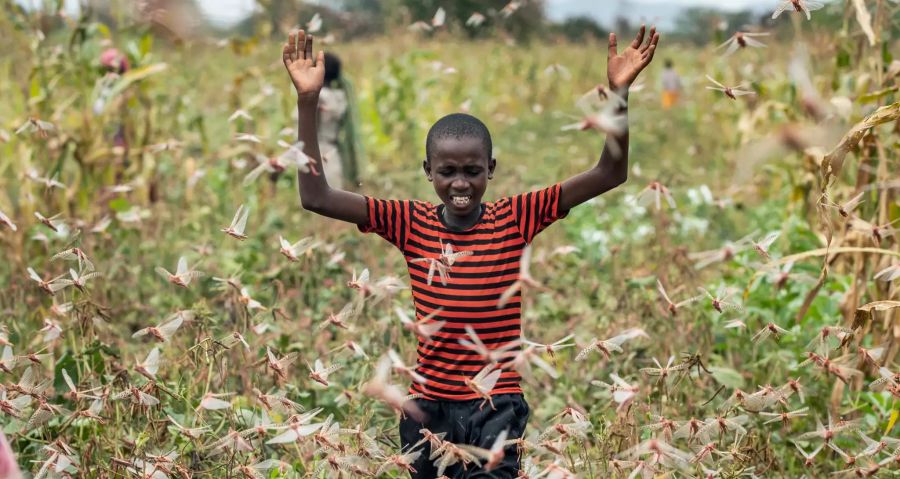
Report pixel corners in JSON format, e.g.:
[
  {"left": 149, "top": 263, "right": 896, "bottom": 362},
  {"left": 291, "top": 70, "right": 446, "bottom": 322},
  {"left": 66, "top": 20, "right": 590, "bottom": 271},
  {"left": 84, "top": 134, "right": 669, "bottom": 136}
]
[{"left": 283, "top": 26, "right": 658, "bottom": 477}]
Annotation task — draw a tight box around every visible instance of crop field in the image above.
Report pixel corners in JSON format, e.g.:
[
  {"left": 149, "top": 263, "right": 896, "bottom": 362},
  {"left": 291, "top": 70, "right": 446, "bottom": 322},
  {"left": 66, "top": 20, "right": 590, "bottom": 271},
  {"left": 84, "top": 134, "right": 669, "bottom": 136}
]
[{"left": 0, "top": 0, "right": 899, "bottom": 477}]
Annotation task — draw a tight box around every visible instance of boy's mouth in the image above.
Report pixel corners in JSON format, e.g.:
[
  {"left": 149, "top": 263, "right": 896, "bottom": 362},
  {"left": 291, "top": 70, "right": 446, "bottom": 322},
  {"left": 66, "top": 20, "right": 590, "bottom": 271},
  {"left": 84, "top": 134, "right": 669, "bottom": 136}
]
[{"left": 450, "top": 195, "right": 472, "bottom": 208}]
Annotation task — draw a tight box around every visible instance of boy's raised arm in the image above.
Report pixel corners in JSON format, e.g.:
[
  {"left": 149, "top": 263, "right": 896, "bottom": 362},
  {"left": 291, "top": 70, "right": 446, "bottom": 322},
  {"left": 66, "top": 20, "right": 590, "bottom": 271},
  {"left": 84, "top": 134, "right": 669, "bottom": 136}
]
[
  {"left": 283, "top": 30, "right": 369, "bottom": 225},
  {"left": 558, "top": 25, "right": 659, "bottom": 212}
]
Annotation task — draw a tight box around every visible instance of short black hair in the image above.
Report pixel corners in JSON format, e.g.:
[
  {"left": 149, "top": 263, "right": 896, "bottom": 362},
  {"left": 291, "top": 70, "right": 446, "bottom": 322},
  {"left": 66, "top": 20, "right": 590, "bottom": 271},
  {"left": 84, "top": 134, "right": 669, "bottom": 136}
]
[
  {"left": 324, "top": 52, "right": 341, "bottom": 86},
  {"left": 664, "top": 58, "right": 673, "bottom": 68},
  {"left": 425, "top": 113, "right": 492, "bottom": 163}
]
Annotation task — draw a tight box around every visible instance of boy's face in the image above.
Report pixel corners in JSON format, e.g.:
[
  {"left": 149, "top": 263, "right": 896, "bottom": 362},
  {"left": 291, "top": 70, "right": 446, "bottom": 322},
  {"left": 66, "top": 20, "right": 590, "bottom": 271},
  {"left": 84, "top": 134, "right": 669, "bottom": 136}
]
[{"left": 423, "top": 136, "right": 496, "bottom": 217}]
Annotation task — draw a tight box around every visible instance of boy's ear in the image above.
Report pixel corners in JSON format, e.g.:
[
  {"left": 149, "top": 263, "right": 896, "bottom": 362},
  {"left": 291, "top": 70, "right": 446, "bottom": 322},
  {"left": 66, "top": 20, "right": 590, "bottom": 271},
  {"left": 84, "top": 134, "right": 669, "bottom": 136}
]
[
  {"left": 488, "top": 157, "right": 497, "bottom": 179},
  {"left": 423, "top": 159, "right": 432, "bottom": 181}
]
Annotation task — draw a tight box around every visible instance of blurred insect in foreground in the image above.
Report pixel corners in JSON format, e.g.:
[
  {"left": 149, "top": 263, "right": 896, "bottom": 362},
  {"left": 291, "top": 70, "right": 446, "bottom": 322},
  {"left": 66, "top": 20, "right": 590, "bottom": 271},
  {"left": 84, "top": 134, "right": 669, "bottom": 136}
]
[
  {"left": 408, "top": 6, "right": 445, "bottom": 32},
  {"left": 576, "top": 328, "right": 647, "bottom": 361},
  {"left": 56, "top": 266, "right": 102, "bottom": 293},
  {"left": 688, "top": 234, "right": 753, "bottom": 269},
  {"left": 243, "top": 141, "right": 317, "bottom": 185},
  {"left": 132, "top": 311, "right": 190, "bottom": 343},
  {"left": 500, "top": 0, "right": 522, "bottom": 18},
  {"left": 465, "top": 12, "right": 486, "bottom": 27},
  {"left": 15, "top": 118, "right": 55, "bottom": 138},
  {"left": 751, "top": 322, "right": 790, "bottom": 344},
  {"left": 307, "top": 359, "right": 342, "bottom": 387},
  {"left": 874, "top": 263, "right": 900, "bottom": 282},
  {"left": 716, "top": 31, "right": 769, "bottom": 57},
  {"left": 750, "top": 232, "right": 780, "bottom": 260},
  {"left": 635, "top": 181, "right": 676, "bottom": 211},
  {"left": 820, "top": 191, "right": 864, "bottom": 218},
  {"left": 155, "top": 256, "right": 202, "bottom": 288},
  {"left": 279, "top": 235, "right": 319, "bottom": 262},
  {"left": 362, "top": 356, "right": 425, "bottom": 421},
  {"left": 0, "top": 210, "right": 15, "bottom": 232},
  {"left": 562, "top": 88, "right": 628, "bottom": 156},
  {"left": 396, "top": 307, "right": 445, "bottom": 344},
  {"left": 699, "top": 285, "right": 742, "bottom": 313},
  {"left": 706, "top": 75, "right": 754, "bottom": 100},
  {"left": 410, "top": 239, "right": 472, "bottom": 286},
  {"left": 306, "top": 12, "right": 322, "bottom": 33},
  {"left": 221, "top": 204, "right": 250, "bottom": 240},
  {"left": 498, "top": 244, "right": 543, "bottom": 308},
  {"left": 27, "top": 267, "right": 66, "bottom": 295},
  {"left": 657, "top": 280, "right": 702, "bottom": 317},
  {"left": 772, "top": 0, "right": 825, "bottom": 20},
  {"left": 465, "top": 364, "right": 503, "bottom": 410},
  {"left": 848, "top": 216, "right": 899, "bottom": 246}
]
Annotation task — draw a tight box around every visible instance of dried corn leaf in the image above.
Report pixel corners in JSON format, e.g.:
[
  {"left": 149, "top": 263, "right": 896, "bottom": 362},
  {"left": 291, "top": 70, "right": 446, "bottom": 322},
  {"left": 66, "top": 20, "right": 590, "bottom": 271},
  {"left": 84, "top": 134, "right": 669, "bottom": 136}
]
[
  {"left": 822, "top": 101, "right": 900, "bottom": 187},
  {"left": 852, "top": 300, "right": 900, "bottom": 329},
  {"left": 852, "top": 0, "right": 876, "bottom": 46}
]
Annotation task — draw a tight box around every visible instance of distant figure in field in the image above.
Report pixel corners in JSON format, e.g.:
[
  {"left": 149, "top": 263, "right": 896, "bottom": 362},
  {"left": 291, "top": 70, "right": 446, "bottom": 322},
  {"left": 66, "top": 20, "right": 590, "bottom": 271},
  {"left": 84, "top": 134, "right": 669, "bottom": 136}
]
[
  {"left": 661, "top": 58, "right": 682, "bottom": 110},
  {"left": 317, "top": 52, "right": 362, "bottom": 190}
]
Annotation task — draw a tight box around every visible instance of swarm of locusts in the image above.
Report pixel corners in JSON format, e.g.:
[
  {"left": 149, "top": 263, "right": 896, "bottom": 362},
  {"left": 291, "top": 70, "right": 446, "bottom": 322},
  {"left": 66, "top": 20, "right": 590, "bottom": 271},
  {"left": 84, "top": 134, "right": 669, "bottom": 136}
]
[{"left": 0, "top": 0, "right": 899, "bottom": 477}]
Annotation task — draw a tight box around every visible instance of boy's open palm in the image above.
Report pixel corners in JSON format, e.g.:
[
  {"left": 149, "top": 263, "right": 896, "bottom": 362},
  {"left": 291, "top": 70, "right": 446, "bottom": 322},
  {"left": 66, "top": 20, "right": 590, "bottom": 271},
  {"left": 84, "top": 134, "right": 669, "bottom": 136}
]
[
  {"left": 607, "top": 25, "right": 659, "bottom": 91},
  {"left": 283, "top": 30, "right": 325, "bottom": 102}
]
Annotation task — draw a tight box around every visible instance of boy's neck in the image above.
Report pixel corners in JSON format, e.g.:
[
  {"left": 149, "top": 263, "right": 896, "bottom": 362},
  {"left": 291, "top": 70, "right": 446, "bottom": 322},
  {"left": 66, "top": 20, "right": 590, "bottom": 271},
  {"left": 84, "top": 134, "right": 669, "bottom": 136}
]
[{"left": 442, "top": 204, "right": 483, "bottom": 231}]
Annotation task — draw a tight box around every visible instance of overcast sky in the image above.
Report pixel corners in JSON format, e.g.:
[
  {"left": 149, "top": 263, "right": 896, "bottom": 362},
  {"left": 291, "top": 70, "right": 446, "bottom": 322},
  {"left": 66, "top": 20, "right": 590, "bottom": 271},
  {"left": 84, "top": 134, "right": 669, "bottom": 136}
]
[{"left": 199, "top": 0, "right": 766, "bottom": 28}]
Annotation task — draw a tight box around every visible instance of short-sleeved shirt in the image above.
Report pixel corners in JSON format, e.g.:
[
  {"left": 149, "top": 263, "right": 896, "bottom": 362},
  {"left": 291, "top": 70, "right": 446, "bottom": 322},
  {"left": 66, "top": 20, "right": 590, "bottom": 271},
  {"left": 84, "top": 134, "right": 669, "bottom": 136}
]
[{"left": 357, "top": 183, "right": 569, "bottom": 400}]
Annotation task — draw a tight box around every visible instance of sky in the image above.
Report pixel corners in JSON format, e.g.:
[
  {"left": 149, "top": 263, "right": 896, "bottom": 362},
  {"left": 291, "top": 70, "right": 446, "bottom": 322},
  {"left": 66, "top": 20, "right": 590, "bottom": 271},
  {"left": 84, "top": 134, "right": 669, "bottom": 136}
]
[
  {"left": 28, "top": 0, "right": 771, "bottom": 29},
  {"left": 199, "top": 0, "right": 767, "bottom": 28}
]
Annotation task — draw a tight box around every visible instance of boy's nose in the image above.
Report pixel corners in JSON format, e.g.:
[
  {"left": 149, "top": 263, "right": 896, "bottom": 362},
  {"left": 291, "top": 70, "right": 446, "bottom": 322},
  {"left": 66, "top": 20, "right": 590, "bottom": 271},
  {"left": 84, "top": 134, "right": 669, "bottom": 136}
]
[{"left": 451, "top": 178, "right": 469, "bottom": 190}]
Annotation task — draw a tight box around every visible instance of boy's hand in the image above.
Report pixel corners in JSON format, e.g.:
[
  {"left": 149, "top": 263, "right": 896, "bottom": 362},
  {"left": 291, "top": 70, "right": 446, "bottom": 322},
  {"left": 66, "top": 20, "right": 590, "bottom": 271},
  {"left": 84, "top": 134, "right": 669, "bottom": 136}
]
[
  {"left": 607, "top": 25, "right": 659, "bottom": 91},
  {"left": 283, "top": 30, "right": 325, "bottom": 104}
]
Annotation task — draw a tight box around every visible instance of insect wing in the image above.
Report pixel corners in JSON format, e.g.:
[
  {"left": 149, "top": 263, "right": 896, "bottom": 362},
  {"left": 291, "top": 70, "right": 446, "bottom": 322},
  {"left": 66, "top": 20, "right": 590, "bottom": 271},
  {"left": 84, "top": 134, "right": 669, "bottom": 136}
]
[
  {"left": 234, "top": 205, "right": 249, "bottom": 234},
  {"left": 477, "top": 366, "right": 503, "bottom": 393},
  {"left": 742, "top": 36, "right": 767, "bottom": 48},
  {"left": 804, "top": 0, "right": 825, "bottom": 11},
  {"left": 139, "top": 391, "right": 160, "bottom": 406},
  {"left": 432, "top": 7, "right": 446, "bottom": 27},
  {"left": 142, "top": 347, "right": 161, "bottom": 376},
  {"left": 772, "top": 1, "right": 791, "bottom": 18},
  {"left": 497, "top": 281, "right": 522, "bottom": 309},
  {"left": 706, "top": 75, "right": 727, "bottom": 89},
  {"left": 200, "top": 395, "right": 232, "bottom": 410},
  {"left": 157, "top": 313, "right": 185, "bottom": 341}
]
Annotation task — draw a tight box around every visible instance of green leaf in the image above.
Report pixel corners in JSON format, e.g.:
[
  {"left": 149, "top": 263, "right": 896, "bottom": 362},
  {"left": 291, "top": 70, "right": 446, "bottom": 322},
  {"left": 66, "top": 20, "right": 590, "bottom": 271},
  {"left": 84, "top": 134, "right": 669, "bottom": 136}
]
[
  {"left": 54, "top": 353, "right": 77, "bottom": 393},
  {"left": 139, "top": 33, "right": 153, "bottom": 58},
  {"left": 709, "top": 367, "right": 744, "bottom": 389},
  {"left": 836, "top": 47, "right": 850, "bottom": 69},
  {"left": 887, "top": 409, "right": 898, "bottom": 436},
  {"left": 29, "top": 76, "right": 42, "bottom": 99},
  {"left": 109, "top": 197, "right": 131, "bottom": 212}
]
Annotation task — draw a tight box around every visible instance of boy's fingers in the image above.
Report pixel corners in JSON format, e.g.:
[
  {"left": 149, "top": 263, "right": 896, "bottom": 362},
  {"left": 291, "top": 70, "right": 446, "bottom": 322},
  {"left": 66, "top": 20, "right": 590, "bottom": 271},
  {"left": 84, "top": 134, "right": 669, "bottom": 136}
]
[
  {"left": 641, "top": 28, "right": 656, "bottom": 52},
  {"left": 316, "top": 50, "right": 325, "bottom": 69},
  {"left": 297, "top": 30, "right": 306, "bottom": 59},
  {"left": 282, "top": 43, "right": 291, "bottom": 65},
  {"left": 632, "top": 24, "right": 645, "bottom": 49},
  {"left": 306, "top": 35, "right": 314, "bottom": 63},
  {"left": 287, "top": 32, "right": 296, "bottom": 61},
  {"left": 643, "top": 44, "right": 657, "bottom": 65},
  {"left": 608, "top": 32, "right": 618, "bottom": 58}
]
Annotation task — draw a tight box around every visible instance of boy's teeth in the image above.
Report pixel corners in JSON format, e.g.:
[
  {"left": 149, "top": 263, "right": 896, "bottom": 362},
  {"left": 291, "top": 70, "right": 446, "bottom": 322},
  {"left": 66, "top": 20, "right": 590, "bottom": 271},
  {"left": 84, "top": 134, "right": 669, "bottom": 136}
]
[{"left": 451, "top": 196, "right": 471, "bottom": 207}]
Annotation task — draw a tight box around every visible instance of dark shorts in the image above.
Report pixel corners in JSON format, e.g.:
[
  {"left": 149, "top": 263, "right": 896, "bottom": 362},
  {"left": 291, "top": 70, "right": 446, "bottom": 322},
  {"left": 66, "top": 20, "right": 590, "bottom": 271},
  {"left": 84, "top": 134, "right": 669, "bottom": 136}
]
[{"left": 399, "top": 394, "right": 531, "bottom": 479}]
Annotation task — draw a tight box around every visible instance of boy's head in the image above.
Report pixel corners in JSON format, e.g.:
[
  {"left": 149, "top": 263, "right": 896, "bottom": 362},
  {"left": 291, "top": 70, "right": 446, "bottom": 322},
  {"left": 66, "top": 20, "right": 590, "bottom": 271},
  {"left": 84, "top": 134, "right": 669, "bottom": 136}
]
[
  {"left": 323, "top": 52, "right": 342, "bottom": 86},
  {"left": 664, "top": 58, "right": 673, "bottom": 68},
  {"left": 423, "top": 113, "right": 497, "bottom": 217}
]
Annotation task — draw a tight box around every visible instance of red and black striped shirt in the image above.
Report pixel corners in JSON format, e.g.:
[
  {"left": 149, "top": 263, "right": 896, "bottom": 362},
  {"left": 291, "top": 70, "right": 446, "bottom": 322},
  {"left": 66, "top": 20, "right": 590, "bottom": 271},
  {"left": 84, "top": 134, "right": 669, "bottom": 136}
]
[{"left": 358, "top": 183, "right": 569, "bottom": 400}]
